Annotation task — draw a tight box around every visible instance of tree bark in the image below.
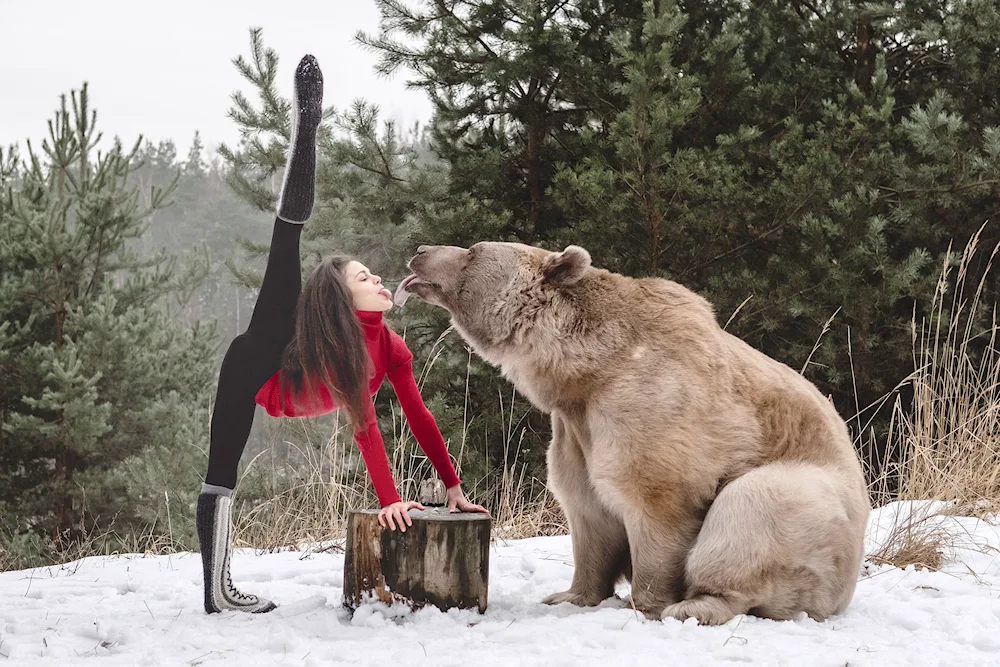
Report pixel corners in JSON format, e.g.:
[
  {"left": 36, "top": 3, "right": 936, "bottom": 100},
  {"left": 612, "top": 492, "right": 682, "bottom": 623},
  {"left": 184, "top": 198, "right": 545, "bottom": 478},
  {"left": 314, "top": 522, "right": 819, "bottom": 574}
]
[{"left": 343, "top": 508, "right": 491, "bottom": 613}]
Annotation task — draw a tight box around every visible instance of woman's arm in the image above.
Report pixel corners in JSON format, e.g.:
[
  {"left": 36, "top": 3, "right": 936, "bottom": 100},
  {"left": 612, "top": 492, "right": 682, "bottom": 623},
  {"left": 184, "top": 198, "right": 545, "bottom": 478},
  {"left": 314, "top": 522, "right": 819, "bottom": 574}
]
[
  {"left": 380, "top": 332, "right": 487, "bottom": 515},
  {"left": 353, "top": 403, "right": 403, "bottom": 507},
  {"left": 387, "top": 362, "right": 487, "bottom": 514},
  {"left": 386, "top": 356, "right": 462, "bottom": 489},
  {"left": 356, "top": 410, "right": 434, "bottom": 530}
]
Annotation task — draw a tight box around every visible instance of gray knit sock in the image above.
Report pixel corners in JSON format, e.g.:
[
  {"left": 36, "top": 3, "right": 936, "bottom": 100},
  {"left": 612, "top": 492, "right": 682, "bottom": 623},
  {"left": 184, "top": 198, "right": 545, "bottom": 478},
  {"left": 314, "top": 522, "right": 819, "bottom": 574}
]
[
  {"left": 196, "top": 493, "right": 276, "bottom": 614},
  {"left": 201, "top": 483, "right": 232, "bottom": 497},
  {"left": 276, "top": 55, "right": 324, "bottom": 224}
]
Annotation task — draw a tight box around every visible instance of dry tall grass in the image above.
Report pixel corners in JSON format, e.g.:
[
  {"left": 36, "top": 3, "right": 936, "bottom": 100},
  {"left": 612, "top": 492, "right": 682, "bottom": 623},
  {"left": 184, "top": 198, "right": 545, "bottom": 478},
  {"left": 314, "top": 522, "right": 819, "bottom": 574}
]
[
  {"left": 891, "top": 240, "right": 1000, "bottom": 512},
  {"left": 0, "top": 512, "right": 181, "bottom": 572},
  {"left": 863, "top": 225, "right": 1000, "bottom": 570}
]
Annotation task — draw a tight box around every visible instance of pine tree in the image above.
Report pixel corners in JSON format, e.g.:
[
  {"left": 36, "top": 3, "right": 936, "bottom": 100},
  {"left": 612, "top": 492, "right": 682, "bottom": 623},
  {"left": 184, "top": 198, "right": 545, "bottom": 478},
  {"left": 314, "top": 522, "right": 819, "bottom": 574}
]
[
  {"left": 357, "top": 0, "right": 644, "bottom": 244},
  {"left": 184, "top": 131, "right": 207, "bottom": 177},
  {"left": 0, "top": 145, "right": 18, "bottom": 186},
  {"left": 132, "top": 131, "right": 269, "bottom": 340},
  {"left": 551, "top": 0, "right": 741, "bottom": 275},
  {"left": 0, "top": 86, "right": 216, "bottom": 549}
]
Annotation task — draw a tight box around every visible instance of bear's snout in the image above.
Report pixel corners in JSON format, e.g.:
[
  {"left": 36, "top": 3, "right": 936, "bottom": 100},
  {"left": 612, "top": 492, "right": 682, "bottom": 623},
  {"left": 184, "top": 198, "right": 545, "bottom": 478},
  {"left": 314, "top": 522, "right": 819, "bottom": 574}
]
[{"left": 407, "top": 245, "right": 468, "bottom": 275}]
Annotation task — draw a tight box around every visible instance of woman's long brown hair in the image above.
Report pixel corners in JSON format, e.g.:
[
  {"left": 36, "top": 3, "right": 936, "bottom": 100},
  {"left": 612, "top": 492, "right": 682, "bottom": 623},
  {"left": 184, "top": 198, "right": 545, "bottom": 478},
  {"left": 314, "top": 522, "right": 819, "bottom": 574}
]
[{"left": 280, "top": 254, "right": 372, "bottom": 429}]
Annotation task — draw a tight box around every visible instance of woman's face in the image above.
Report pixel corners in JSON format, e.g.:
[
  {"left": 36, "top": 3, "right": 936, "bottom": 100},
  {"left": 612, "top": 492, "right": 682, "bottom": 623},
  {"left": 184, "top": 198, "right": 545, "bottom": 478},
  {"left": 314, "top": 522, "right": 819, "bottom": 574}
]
[{"left": 343, "top": 260, "right": 393, "bottom": 312}]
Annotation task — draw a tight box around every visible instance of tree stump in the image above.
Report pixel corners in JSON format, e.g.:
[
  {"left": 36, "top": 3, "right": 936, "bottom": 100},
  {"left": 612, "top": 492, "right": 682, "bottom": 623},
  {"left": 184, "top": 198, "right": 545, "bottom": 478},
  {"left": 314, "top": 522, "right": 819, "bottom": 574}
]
[{"left": 343, "top": 508, "right": 491, "bottom": 614}]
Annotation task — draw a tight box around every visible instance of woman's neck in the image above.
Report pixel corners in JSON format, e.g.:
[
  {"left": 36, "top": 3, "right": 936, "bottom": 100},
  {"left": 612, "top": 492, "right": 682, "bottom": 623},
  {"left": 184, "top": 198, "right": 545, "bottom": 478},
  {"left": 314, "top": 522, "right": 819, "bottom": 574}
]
[
  {"left": 356, "top": 311, "right": 385, "bottom": 336},
  {"left": 356, "top": 310, "right": 384, "bottom": 322}
]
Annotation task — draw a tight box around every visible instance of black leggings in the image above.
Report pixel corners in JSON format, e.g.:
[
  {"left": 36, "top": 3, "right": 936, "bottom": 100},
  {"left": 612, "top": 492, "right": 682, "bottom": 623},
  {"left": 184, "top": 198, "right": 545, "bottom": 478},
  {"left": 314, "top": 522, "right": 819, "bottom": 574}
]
[{"left": 204, "top": 218, "right": 303, "bottom": 489}]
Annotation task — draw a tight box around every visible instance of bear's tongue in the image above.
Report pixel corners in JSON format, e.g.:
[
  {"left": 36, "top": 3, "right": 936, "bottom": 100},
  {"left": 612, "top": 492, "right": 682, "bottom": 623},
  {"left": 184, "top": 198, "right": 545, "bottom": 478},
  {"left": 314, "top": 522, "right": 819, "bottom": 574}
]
[{"left": 393, "top": 274, "right": 418, "bottom": 308}]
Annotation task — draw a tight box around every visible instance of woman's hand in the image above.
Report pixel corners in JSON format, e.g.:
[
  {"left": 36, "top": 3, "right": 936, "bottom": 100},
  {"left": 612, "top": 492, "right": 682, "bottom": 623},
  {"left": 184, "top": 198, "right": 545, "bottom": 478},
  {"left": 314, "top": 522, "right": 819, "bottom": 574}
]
[
  {"left": 377, "top": 500, "right": 425, "bottom": 532},
  {"left": 446, "top": 484, "right": 489, "bottom": 514}
]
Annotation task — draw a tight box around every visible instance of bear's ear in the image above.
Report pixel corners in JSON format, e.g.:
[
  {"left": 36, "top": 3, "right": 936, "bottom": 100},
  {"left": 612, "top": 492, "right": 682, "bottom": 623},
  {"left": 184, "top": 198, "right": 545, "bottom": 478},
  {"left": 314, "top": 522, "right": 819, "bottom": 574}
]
[{"left": 541, "top": 245, "right": 591, "bottom": 286}]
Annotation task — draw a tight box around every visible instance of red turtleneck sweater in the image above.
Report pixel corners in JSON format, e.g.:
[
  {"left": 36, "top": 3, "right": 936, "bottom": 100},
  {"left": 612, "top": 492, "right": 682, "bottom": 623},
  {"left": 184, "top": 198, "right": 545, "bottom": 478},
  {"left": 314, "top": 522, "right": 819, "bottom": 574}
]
[{"left": 254, "top": 311, "right": 461, "bottom": 507}]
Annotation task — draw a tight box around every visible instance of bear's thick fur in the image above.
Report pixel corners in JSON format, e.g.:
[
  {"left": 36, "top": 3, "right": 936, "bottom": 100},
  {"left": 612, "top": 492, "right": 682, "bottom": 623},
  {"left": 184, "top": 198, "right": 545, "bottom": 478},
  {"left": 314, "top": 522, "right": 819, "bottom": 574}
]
[{"left": 397, "top": 242, "right": 870, "bottom": 625}]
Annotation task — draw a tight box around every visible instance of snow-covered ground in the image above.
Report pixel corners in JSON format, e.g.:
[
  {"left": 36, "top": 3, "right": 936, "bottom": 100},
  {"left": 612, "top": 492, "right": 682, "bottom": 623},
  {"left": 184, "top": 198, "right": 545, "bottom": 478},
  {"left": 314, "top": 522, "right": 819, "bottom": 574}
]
[{"left": 2, "top": 502, "right": 999, "bottom": 666}]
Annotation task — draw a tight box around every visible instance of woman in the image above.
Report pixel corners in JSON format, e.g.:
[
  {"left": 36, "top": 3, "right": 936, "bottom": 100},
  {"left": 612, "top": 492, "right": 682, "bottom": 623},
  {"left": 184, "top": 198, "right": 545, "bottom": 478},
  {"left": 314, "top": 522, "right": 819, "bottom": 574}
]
[{"left": 197, "top": 55, "right": 485, "bottom": 615}]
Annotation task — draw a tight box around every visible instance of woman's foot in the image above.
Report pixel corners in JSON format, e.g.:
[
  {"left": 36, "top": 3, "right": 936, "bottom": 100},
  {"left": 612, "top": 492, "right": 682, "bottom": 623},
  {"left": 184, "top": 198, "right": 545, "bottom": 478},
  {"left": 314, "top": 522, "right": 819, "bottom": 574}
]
[
  {"left": 196, "top": 492, "right": 277, "bottom": 614},
  {"left": 293, "top": 54, "right": 324, "bottom": 131},
  {"left": 277, "top": 54, "right": 324, "bottom": 223}
]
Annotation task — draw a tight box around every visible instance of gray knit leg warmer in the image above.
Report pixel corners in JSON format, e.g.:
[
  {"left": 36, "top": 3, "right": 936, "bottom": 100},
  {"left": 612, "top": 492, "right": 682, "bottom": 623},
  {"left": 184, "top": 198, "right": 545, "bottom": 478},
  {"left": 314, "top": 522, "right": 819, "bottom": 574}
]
[
  {"left": 196, "top": 491, "right": 277, "bottom": 614},
  {"left": 276, "top": 54, "right": 324, "bottom": 224}
]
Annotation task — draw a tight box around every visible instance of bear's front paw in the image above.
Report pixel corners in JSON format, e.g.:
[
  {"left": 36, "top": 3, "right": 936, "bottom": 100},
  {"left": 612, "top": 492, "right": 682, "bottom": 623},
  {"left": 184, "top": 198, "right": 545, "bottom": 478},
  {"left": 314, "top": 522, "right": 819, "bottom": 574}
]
[
  {"left": 541, "top": 589, "right": 605, "bottom": 607},
  {"left": 617, "top": 594, "right": 664, "bottom": 620},
  {"left": 662, "top": 596, "right": 740, "bottom": 626}
]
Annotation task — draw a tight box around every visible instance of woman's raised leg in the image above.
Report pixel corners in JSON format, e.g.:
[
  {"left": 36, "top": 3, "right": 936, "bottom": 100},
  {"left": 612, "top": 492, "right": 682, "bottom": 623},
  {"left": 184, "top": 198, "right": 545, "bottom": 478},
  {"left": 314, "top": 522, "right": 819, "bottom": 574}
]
[{"left": 197, "top": 54, "right": 323, "bottom": 614}]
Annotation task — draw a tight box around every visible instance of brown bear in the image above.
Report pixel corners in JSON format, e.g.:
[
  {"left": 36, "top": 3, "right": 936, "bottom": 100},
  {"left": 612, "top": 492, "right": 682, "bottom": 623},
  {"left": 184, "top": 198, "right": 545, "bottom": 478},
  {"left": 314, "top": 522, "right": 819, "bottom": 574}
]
[{"left": 394, "top": 242, "right": 870, "bottom": 625}]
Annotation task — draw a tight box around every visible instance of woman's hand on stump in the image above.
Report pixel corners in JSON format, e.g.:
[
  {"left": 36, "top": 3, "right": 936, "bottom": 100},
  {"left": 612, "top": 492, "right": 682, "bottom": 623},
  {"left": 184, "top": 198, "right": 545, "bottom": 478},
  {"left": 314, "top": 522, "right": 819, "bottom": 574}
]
[
  {"left": 378, "top": 500, "right": 425, "bottom": 532},
  {"left": 446, "top": 484, "right": 489, "bottom": 514}
]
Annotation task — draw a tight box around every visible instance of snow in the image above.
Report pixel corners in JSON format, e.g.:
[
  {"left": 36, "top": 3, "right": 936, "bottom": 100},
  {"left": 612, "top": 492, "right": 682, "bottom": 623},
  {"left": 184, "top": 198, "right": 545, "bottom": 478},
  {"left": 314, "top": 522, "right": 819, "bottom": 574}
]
[{"left": 2, "top": 502, "right": 999, "bottom": 666}]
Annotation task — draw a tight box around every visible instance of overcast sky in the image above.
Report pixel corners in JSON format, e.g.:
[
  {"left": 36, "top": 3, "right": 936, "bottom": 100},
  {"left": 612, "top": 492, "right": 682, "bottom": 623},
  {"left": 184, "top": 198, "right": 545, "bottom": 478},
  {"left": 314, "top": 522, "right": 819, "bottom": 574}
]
[{"left": 0, "top": 0, "right": 434, "bottom": 158}]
